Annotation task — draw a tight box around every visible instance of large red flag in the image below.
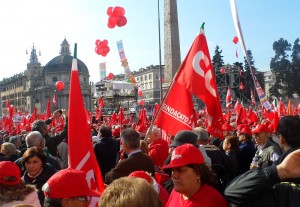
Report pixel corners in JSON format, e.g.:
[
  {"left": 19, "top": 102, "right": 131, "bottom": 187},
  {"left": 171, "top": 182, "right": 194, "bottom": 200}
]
[
  {"left": 175, "top": 24, "right": 224, "bottom": 138},
  {"left": 156, "top": 81, "right": 195, "bottom": 136},
  {"left": 68, "top": 44, "right": 104, "bottom": 204},
  {"left": 278, "top": 98, "right": 286, "bottom": 117}
]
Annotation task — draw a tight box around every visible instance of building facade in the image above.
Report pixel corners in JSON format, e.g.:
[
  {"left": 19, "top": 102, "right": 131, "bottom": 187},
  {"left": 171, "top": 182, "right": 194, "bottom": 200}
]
[{"left": 0, "top": 38, "right": 91, "bottom": 116}]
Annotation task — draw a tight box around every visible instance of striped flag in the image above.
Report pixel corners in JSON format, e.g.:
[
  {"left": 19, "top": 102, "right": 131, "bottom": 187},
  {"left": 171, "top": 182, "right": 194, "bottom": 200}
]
[{"left": 226, "top": 86, "right": 232, "bottom": 108}]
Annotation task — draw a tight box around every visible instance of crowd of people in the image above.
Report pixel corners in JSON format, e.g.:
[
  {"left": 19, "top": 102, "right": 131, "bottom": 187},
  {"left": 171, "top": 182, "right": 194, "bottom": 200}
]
[{"left": 1, "top": 108, "right": 300, "bottom": 206}]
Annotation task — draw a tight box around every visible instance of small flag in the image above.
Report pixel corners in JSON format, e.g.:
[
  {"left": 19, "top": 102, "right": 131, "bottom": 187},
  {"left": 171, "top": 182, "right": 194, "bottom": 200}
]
[
  {"left": 226, "top": 86, "right": 232, "bottom": 108},
  {"left": 53, "top": 93, "right": 57, "bottom": 107}
]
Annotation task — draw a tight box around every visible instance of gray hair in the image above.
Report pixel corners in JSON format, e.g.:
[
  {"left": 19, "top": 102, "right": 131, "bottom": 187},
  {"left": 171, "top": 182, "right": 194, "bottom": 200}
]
[
  {"left": 148, "top": 126, "right": 162, "bottom": 139},
  {"left": 1, "top": 142, "right": 19, "bottom": 156},
  {"left": 193, "top": 127, "right": 209, "bottom": 141},
  {"left": 25, "top": 131, "right": 44, "bottom": 148}
]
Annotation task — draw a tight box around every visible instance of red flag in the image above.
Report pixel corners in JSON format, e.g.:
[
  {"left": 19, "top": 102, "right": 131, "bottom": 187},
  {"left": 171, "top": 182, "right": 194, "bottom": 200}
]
[
  {"left": 226, "top": 86, "right": 232, "bottom": 108},
  {"left": 278, "top": 98, "right": 286, "bottom": 117},
  {"left": 233, "top": 99, "right": 242, "bottom": 113},
  {"left": 175, "top": 25, "right": 224, "bottom": 138},
  {"left": 156, "top": 81, "right": 195, "bottom": 136},
  {"left": 98, "top": 97, "right": 105, "bottom": 108},
  {"left": 6, "top": 99, "right": 10, "bottom": 111},
  {"left": 118, "top": 107, "right": 124, "bottom": 128},
  {"left": 68, "top": 44, "right": 104, "bottom": 201},
  {"left": 46, "top": 99, "right": 52, "bottom": 119},
  {"left": 247, "top": 108, "right": 258, "bottom": 124},
  {"left": 52, "top": 92, "right": 57, "bottom": 107},
  {"left": 28, "top": 107, "right": 37, "bottom": 124}
]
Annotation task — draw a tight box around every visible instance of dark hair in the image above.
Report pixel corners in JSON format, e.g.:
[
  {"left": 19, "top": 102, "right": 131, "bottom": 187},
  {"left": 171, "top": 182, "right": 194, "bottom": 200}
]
[
  {"left": 99, "top": 125, "right": 112, "bottom": 138},
  {"left": 22, "top": 147, "right": 47, "bottom": 168},
  {"left": 225, "top": 135, "right": 240, "bottom": 151},
  {"left": 31, "top": 120, "right": 47, "bottom": 133},
  {"left": 187, "top": 163, "right": 216, "bottom": 186},
  {"left": 277, "top": 115, "right": 300, "bottom": 148},
  {"left": 121, "top": 128, "right": 140, "bottom": 149},
  {"left": 44, "top": 197, "right": 62, "bottom": 207}
]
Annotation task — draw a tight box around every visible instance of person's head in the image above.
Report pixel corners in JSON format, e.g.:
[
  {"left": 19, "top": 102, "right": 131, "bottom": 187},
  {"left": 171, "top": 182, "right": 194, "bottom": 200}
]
[
  {"left": 146, "top": 126, "right": 162, "bottom": 144},
  {"left": 140, "top": 140, "right": 149, "bottom": 154},
  {"left": 276, "top": 115, "right": 300, "bottom": 151},
  {"left": 169, "top": 130, "right": 198, "bottom": 150},
  {"left": 1, "top": 142, "right": 19, "bottom": 157},
  {"left": 22, "top": 147, "right": 47, "bottom": 177},
  {"left": 98, "top": 125, "right": 112, "bottom": 138},
  {"left": 252, "top": 123, "right": 270, "bottom": 146},
  {"left": 31, "top": 120, "right": 48, "bottom": 137},
  {"left": 43, "top": 169, "right": 100, "bottom": 207},
  {"left": 223, "top": 135, "right": 239, "bottom": 152},
  {"left": 121, "top": 128, "right": 140, "bottom": 153},
  {"left": 98, "top": 177, "right": 161, "bottom": 207},
  {"left": 193, "top": 127, "right": 209, "bottom": 145},
  {"left": 238, "top": 126, "right": 253, "bottom": 142},
  {"left": 25, "top": 131, "right": 46, "bottom": 149},
  {"left": 9, "top": 135, "right": 22, "bottom": 147},
  {"left": 0, "top": 161, "right": 37, "bottom": 205},
  {"left": 163, "top": 144, "right": 214, "bottom": 198}
]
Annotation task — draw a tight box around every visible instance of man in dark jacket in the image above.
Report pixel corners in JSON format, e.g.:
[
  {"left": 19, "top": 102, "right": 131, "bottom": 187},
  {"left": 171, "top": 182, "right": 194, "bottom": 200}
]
[
  {"left": 105, "top": 128, "right": 155, "bottom": 184},
  {"left": 94, "top": 125, "right": 119, "bottom": 180},
  {"left": 31, "top": 109, "right": 68, "bottom": 159},
  {"left": 225, "top": 148, "right": 300, "bottom": 207}
]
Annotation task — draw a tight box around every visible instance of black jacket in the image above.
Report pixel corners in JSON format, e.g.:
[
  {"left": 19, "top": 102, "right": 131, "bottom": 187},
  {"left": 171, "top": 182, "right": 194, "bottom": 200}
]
[
  {"left": 224, "top": 165, "right": 300, "bottom": 207},
  {"left": 94, "top": 136, "right": 119, "bottom": 180}
]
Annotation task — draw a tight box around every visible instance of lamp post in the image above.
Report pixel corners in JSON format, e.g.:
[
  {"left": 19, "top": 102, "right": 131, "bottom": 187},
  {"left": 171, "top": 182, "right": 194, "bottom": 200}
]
[{"left": 158, "top": 0, "right": 163, "bottom": 102}]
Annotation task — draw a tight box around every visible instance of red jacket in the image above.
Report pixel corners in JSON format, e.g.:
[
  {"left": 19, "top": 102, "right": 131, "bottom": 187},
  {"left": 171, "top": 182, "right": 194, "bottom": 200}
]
[{"left": 148, "top": 139, "right": 169, "bottom": 168}]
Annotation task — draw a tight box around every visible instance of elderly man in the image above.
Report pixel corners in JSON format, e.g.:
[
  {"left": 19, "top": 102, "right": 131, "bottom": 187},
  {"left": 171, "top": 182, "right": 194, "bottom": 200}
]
[
  {"left": 251, "top": 123, "right": 281, "bottom": 169},
  {"left": 146, "top": 126, "right": 169, "bottom": 170},
  {"left": 105, "top": 128, "right": 155, "bottom": 184},
  {"left": 14, "top": 131, "right": 60, "bottom": 171}
]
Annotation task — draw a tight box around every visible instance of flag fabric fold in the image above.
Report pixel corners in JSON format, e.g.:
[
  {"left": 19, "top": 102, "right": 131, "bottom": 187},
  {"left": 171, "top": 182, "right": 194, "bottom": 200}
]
[
  {"left": 226, "top": 86, "right": 232, "bottom": 109},
  {"left": 68, "top": 44, "right": 104, "bottom": 204}
]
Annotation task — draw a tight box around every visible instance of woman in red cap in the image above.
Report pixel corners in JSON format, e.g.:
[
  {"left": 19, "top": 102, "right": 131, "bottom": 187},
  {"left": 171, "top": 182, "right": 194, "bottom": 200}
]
[
  {"left": 163, "top": 143, "right": 228, "bottom": 207},
  {"left": 0, "top": 161, "right": 41, "bottom": 207}
]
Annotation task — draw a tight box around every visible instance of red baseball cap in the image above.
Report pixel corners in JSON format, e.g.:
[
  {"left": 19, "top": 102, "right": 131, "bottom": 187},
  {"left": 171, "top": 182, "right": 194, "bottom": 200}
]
[
  {"left": 222, "top": 122, "right": 234, "bottom": 131},
  {"left": 251, "top": 123, "right": 271, "bottom": 134},
  {"left": 128, "top": 171, "right": 152, "bottom": 183},
  {"left": 240, "top": 126, "right": 252, "bottom": 135},
  {"left": 42, "top": 169, "right": 101, "bottom": 198},
  {"left": 0, "top": 161, "right": 22, "bottom": 185},
  {"left": 163, "top": 144, "right": 204, "bottom": 169}
]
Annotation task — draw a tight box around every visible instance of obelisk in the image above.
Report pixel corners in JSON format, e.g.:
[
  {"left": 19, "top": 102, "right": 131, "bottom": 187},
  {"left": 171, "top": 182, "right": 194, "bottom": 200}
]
[{"left": 164, "top": 0, "right": 181, "bottom": 85}]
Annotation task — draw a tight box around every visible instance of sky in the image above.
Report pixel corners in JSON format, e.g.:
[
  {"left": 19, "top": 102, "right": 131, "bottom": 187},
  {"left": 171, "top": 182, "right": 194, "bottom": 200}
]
[{"left": 0, "top": 0, "right": 299, "bottom": 84}]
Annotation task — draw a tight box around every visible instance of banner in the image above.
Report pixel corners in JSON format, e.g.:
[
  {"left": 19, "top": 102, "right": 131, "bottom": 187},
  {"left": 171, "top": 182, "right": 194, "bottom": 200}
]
[
  {"left": 99, "top": 62, "right": 106, "bottom": 81},
  {"left": 116, "top": 40, "right": 136, "bottom": 84}
]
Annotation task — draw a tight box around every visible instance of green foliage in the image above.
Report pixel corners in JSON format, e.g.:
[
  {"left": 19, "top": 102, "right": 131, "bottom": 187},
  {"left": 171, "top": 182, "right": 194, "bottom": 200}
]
[{"left": 212, "top": 45, "right": 224, "bottom": 67}]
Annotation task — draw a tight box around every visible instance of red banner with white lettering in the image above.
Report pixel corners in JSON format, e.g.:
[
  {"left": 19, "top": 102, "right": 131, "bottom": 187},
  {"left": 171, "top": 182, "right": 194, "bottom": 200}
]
[
  {"left": 175, "top": 26, "right": 224, "bottom": 139},
  {"left": 156, "top": 81, "right": 195, "bottom": 136}
]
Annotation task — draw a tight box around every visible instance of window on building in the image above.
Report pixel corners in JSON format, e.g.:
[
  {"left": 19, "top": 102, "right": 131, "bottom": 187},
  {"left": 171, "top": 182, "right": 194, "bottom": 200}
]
[
  {"left": 149, "top": 74, "right": 152, "bottom": 80},
  {"left": 155, "top": 73, "right": 159, "bottom": 80},
  {"left": 52, "top": 77, "right": 58, "bottom": 82},
  {"left": 140, "top": 76, "right": 143, "bottom": 81},
  {"left": 84, "top": 77, "right": 87, "bottom": 82},
  {"left": 145, "top": 75, "right": 147, "bottom": 81}
]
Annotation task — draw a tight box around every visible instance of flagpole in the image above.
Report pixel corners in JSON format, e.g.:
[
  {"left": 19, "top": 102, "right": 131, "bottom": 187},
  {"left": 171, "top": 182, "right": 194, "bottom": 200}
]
[{"left": 158, "top": 0, "right": 163, "bottom": 102}]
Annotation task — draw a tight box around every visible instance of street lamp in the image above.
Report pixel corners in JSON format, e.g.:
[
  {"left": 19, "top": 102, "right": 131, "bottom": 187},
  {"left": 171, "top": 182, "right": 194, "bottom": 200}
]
[{"left": 158, "top": 0, "right": 163, "bottom": 102}]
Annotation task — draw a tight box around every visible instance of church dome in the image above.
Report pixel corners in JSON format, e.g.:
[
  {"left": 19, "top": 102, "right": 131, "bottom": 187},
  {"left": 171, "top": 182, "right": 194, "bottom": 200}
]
[
  {"left": 43, "top": 54, "right": 89, "bottom": 74},
  {"left": 43, "top": 38, "right": 89, "bottom": 75}
]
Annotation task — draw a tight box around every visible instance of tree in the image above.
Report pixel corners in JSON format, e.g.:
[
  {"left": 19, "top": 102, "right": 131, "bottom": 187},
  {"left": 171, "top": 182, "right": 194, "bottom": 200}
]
[
  {"left": 212, "top": 45, "right": 224, "bottom": 68},
  {"left": 291, "top": 38, "right": 300, "bottom": 96},
  {"left": 270, "top": 38, "right": 292, "bottom": 98},
  {"left": 243, "top": 50, "right": 264, "bottom": 103}
]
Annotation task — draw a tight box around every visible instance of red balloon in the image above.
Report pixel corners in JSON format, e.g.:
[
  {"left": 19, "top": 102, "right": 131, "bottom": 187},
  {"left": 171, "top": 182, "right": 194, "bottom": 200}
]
[
  {"left": 233, "top": 36, "right": 239, "bottom": 44},
  {"left": 113, "top": 6, "right": 125, "bottom": 16},
  {"left": 108, "top": 15, "right": 117, "bottom": 28},
  {"left": 138, "top": 90, "right": 143, "bottom": 97},
  {"left": 220, "top": 68, "right": 225, "bottom": 74},
  {"left": 108, "top": 73, "right": 114, "bottom": 80},
  {"left": 107, "top": 7, "right": 113, "bottom": 15},
  {"left": 56, "top": 81, "right": 64, "bottom": 91},
  {"left": 95, "top": 39, "right": 101, "bottom": 46},
  {"left": 117, "top": 15, "right": 127, "bottom": 27},
  {"left": 139, "top": 100, "right": 145, "bottom": 106}
]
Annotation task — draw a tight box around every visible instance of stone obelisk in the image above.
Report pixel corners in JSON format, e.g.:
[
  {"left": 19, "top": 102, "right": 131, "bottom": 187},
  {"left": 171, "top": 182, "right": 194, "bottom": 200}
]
[{"left": 164, "top": 0, "right": 181, "bottom": 85}]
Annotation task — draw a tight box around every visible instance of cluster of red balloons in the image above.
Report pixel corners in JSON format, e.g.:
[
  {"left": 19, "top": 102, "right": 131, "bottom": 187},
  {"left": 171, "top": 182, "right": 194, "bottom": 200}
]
[
  {"left": 106, "top": 72, "right": 114, "bottom": 80},
  {"left": 107, "top": 6, "right": 127, "bottom": 29},
  {"left": 56, "top": 81, "right": 64, "bottom": 91},
  {"left": 95, "top": 39, "right": 110, "bottom": 57},
  {"left": 138, "top": 90, "right": 143, "bottom": 97}
]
